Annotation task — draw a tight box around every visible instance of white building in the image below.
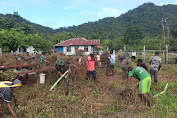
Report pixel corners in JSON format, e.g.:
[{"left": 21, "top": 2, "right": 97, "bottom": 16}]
[
  {"left": 55, "top": 37, "right": 100, "bottom": 55},
  {"left": 26, "top": 46, "right": 35, "bottom": 54}
]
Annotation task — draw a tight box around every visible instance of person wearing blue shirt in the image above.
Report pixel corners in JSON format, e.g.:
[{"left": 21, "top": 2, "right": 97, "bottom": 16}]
[{"left": 106, "top": 50, "right": 115, "bottom": 76}]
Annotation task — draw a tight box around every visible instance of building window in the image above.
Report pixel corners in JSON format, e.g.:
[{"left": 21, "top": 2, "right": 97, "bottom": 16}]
[
  {"left": 84, "top": 46, "right": 88, "bottom": 52},
  {"left": 67, "top": 46, "right": 71, "bottom": 52}
]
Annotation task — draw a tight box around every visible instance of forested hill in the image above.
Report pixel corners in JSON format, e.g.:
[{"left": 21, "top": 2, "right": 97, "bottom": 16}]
[
  {"left": 0, "top": 12, "right": 54, "bottom": 39},
  {"left": 0, "top": 2, "right": 177, "bottom": 40},
  {"left": 55, "top": 3, "right": 177, "bottom": 39}
]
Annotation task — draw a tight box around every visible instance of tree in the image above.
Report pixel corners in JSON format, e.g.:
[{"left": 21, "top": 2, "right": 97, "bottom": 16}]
[
  {"left": 13, "top": 11, "right": 21, "bottom": 20},
  {"left": 103, "top": 37, "right": 124, "bottom": 50},
  {"left": 29, "top": 34, "right": 53, "bottom": 51},
  {"left": 17, "top": 22, "right": 33, "bottom": 34},
  {"left": 90, "top": 33, "right": 99, "bottom": 39},
  {"left": 0, "top": 29, "right": 29, "bottom": 52},
  {"left": 169, "top": 29, "right": 177, "bottom": 51},
  {"left": 171, "top": 29, "right": 177, "bottom": 39},
  {"left": 123, "top": 26, "right": 145, "bottom": 46},
  {"left": 50, "top": 31, "right": 78, "bottom": 44}
]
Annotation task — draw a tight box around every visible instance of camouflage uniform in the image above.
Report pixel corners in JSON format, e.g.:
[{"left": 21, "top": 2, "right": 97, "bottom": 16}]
[
  {"left": 149, "top": 56, "right": 162, "bottom": 83},
  {"left": 39, "top": 55, "right": 46, "bottom": 68},
  {"left": 118, "top": 52, "right": 126, "bottom": 64},
  {"left": 54, "top": 58, "right": 71, "bottom": 92},
  {"left": 121, "top": 57, "right": 131, "bottom": 79}
]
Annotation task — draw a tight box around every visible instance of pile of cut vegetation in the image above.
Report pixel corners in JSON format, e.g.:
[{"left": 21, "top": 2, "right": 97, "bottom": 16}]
[
  {"left": 75, "top": 49, "right": 86, "bottom": 56},
  {"left": 0, "top": 54, "right": 24, "bottom": 65},
  {"left": 100, "top": 51, "right": 110, "bottom": 65},
  {"left": 46, "top": 53, "right": 88, "bottom": 80},
  {"left": 46, "top": 53, "right": 58, "bottom": 66}
]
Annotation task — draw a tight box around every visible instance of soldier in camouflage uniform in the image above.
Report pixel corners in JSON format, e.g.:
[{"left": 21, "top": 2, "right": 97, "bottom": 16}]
[
  {"left": 121, "top": 56, "right": 135, "bottom": 79},
  {"left": 149, "top": 52, "right": 162, "bottom": 83},
  {"left": 118, "top": 50, "right": 126, "bottom": 64},
  {"left": 39, "top": 52, "right": 47, "bottom": 68},
  {"left": 54, "top": 55, "right": 71, "bottom": 95}
]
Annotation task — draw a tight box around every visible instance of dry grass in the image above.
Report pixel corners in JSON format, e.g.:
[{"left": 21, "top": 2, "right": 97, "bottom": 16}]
[{"left": 0, "top": 54, "right": 177, "bottom": 118}]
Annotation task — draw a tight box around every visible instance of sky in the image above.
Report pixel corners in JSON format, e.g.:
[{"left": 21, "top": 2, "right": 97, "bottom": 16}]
[{"left": 0, "top": 0, "right": 176, "bottom": 29}]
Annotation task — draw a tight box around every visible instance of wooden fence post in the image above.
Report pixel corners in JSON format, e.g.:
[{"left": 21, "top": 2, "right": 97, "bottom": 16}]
[
  {"left": 163, "top": 51, "right": 164, "bottom": 57},
  {"left": 124, "top": 45, "right": 126, "bottom": 53},
  {"left": 166, "top": 45, "right": 168, "bottom": 64}
]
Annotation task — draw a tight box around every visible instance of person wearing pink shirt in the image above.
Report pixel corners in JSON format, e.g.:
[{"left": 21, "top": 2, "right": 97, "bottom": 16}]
[{"left": 87, "top": 53, "right": 97, "bottom": 81}]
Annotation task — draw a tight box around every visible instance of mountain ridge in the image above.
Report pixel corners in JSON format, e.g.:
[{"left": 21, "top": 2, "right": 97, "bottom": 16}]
[{"left": 0, "top": 3, "right": 177, "bottom": 39}]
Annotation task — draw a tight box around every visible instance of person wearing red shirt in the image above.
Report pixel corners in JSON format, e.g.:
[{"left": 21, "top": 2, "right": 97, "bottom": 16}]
[{"left": 87, "top": 53, "right": 96, "bottom": 81}]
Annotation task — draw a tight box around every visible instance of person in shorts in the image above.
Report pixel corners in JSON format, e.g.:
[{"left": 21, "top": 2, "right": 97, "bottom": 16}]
[
  {"left": 106, "top": 50, "right": 115, "bottom": 76},
  {"left": 127, "top": 66, "right": 155, "bottom": 108}
]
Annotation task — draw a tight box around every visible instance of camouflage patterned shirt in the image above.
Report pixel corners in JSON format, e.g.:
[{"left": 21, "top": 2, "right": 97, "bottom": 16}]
[{"left": 149, "top": 56, "right": 162, "bottom": 70}]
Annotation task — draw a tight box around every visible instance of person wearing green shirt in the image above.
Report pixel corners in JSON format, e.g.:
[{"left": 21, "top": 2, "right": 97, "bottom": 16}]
[
  {"left": 39, "top": 52, "right": 47, "bottom": 68},
  {"left": 127, "top": 66, "right": 155, "bottom": 108}
]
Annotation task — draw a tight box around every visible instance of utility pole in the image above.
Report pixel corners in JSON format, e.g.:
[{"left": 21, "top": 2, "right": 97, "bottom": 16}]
[
  {"left": 162, "top": 18, "right": 169, "bottom": 64},
  {"left": 167, "top": 25, "right": 170, "bottom": 39},
  {"left": 162, "top": 18, "right": 166, "bottom": 63},
  {"left": 162, "top": 18, "right": 166, "bottom": 47}
]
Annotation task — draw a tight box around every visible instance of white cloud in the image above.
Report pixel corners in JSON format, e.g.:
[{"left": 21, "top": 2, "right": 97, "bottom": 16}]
[
  {"left": 97, "top": 8, "right": 123, "bottom": 18},
  {"left": 64, "top": 6, "right": 75, "bottom": 10},
  {"left": 78, "top": 8, "right": 123, "bottom": 26}
]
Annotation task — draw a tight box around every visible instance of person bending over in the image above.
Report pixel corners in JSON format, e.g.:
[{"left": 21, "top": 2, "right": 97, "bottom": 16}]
[
  {"left": 127, "top": 66, "right": 155, "bottom": 108},
  {"left": 0, "top": 79, "right": 22, "bottom": 118}
]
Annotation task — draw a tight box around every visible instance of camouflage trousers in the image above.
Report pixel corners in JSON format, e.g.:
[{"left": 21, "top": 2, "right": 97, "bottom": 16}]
[
  {"left": 121, "top": 65, "right": 129, "bottom": 79},
  {"left": 56, "top": 73, "right": 71, "bottom": 92}
]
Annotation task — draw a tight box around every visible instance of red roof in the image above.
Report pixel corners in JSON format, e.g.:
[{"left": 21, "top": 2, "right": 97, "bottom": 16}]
[
  {"left": 95, "top": 45, "right": 103, "bottom": 48},
  {"left": 55, "top": 37, "right": 100, "bottom": 46}
]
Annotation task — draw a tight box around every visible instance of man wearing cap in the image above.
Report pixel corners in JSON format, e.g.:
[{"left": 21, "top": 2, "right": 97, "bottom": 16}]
[{"left": 0, "top": 79, "right": 22, "bottom": 118}]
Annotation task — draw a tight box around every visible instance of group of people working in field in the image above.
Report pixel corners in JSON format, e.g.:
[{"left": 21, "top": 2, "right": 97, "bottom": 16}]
[
  {"left": 0, "top": 50, "right": 162, "bottom": 117},
  {"left": 86, "top": 50, "right": 162, "bottom": 108},
  {"left": 120, "top": 51, "right": 162, "bottom": 108}
]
